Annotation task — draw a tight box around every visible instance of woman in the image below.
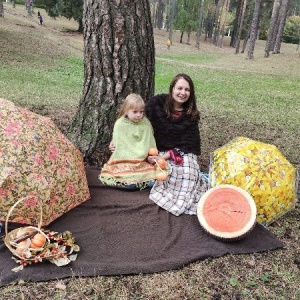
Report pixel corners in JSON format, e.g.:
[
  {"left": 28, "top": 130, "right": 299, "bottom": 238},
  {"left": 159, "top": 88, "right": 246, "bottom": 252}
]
[{"left": 146, "top": 73, "right": 208, "bottom": 216}]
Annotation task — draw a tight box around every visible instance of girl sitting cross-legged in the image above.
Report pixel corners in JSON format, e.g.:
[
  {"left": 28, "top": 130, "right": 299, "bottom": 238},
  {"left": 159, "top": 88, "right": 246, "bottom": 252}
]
[{"left": 99, "top": 93, "right": 158, "bottom": 189}]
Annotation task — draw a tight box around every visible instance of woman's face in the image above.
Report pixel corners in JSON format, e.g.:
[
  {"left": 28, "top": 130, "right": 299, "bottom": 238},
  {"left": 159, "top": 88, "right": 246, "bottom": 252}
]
[{"left": 172, "top": 78, "right": 190, "bottom": 109}]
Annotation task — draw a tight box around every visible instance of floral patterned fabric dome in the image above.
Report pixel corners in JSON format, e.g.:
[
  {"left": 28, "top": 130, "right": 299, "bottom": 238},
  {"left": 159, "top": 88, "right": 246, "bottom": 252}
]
[{"left": 0, "top": 99, "right": 90, "bottom": 226}]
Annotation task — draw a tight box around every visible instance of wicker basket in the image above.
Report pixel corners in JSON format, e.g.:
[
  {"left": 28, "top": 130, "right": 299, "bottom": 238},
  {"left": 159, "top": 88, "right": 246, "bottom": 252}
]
[{"left": 4, "top": 198, "right": 49, "bottom": 259}]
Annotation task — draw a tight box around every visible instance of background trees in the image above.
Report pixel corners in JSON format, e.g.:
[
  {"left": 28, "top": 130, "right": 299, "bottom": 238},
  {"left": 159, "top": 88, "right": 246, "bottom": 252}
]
[
  {"left": 150, "top": 0, "right": 299, "bottom": 57},
  {"left": 35, "top": 0, "right": 83, "bottom": 31}
]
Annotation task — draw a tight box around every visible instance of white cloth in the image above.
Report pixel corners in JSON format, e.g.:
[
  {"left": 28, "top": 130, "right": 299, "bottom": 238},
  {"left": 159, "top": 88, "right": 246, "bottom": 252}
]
[{"left": 149, "top": 153, "right": 208, "bottom": 216}]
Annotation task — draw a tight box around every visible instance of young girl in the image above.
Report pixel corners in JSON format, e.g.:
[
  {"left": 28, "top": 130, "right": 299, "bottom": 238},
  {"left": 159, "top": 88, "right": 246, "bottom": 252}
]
[
  {"left": 146, "top": 73, "right": 208, "bottom": 216},
  {"left": 99, "top": 93, "right": 158, "bottom": 189}
]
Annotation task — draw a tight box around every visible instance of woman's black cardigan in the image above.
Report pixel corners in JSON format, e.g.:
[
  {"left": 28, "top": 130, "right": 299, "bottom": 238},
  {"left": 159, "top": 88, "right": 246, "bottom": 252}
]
[{"left": 145, "top": 94, "right": 201, "bottom": 155}]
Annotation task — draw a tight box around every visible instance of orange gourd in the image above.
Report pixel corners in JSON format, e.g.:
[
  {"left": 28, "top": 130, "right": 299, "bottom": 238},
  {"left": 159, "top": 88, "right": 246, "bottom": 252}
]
[
  {"left": 156, "top": 158, "right": 167, "bottom": 169},
  {"left": 148, "top": 148, "right": 158, "bottom": 156},
  {"left": 155, "top": 171, "right": 168, "bottom": 181},
  {"left": 30, "top": 233, "right": 46, "bottom": 248}
]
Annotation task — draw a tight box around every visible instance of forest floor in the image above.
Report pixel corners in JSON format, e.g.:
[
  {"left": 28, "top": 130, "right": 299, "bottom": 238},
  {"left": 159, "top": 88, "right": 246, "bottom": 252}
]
[{"left": 1, "top": 3, "right": 300, "bottom": 300}]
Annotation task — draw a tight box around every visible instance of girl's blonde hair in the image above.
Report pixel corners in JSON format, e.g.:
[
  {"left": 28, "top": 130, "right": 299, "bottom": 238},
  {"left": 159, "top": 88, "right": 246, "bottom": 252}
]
[{"left": 118, "top": 93, "right": 145, "bottom": 118}]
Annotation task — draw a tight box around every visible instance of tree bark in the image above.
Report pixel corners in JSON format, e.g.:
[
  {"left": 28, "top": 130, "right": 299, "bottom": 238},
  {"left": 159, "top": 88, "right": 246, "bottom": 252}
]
[
  {"left": 218, "top": 0, "right": 230, "bottom": 48},
  {"left": 196, "top": 0, "right": 204, "bottom": 49},
  {"left": 247, "top": 0, "right": 262, "bottom": 59},
  {"left": 273, "top": 0, "right": 290, "bottom": 54},
  {"left": 0, "top": 0, "right": 4, "bottom": 18},
  {"left": 77, "top": 18, "right": 83, "bottom": 33},
  {"left": 157, "top": 0, "right": 164, "bottom": 29},
  {"left": 67, "top": 0, "right": 155, "bottom": 167},
  {"left": 235, "top": 0, "right": 248, "bottom": 54},
  {"left": 212, "top": 0, "right": 222, "bottom": 46},
  {"left": 205, "top": 3, "right": 216, "bottom": 41},
  {"left": 264, "top": 0, "right": 281, "bottom": 57},
  {"left": 230, "top": 0, "right": 242, "bottom": 47}
]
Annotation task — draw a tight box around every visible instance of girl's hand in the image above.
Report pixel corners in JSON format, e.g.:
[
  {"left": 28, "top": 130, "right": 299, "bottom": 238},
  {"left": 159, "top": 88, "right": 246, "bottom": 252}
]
[
  {"left": 147, "top": 155, "right": 157, "bottom": 164},
  {"left": 147, "top": 152, "right": 171, "bottom": 164},
  {"left": 109, "top": 141, "right": 116, "bottom": 152}
]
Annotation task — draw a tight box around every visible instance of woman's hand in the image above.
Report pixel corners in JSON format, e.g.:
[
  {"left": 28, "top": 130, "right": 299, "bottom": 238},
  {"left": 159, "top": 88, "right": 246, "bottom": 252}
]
[{"left": 109, "top": 141, "right": 116, "bottom": 153}]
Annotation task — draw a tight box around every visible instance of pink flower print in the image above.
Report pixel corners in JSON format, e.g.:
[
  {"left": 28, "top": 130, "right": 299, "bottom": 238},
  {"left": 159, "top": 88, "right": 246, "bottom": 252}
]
[
  {"left": 50, "top": 196, "right": 58, "bottom": 205},
  {"left": 12, "top": 139, "right": 21, "bottom": 147},
  {"left": 5, "top": 122, "right": 22, "bottom": 137},
  {"left": 0, "top": 188, "right": 8, "bottom": 196},
  {"left": 66, "top": 183, "right": 76, "bottom": 196},
  {"left": 34, "top": 154, "right": 44, "bottom": 166},
  {"left": 24, "top": 196, "right": 38, "bottom": 207},
  {"left": 26, "top": 120, "right": 34, "bottom": 127},
  {"left": 46, "top": 145, "right": 59, "bottom": 160}
]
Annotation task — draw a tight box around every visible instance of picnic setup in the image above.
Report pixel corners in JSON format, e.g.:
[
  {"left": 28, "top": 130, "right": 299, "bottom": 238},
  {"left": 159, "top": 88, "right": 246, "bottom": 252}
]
[{"left": 0, "top": 100, "right": 298, "bottom": 286}]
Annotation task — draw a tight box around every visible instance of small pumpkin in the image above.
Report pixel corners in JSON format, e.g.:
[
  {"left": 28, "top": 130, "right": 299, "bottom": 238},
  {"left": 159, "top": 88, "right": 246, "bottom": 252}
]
[
  {"left": 156, "top": 158, "right": 167, "bottom": 169},
  {"left": 155, "top": 171, "right": 168, "bottom": 181},
  {"left": 30, "top": 233, "right": 46, "bottom": 248},
  {"left": 148, "top": 148, "right": 158, "bottom": 156}
]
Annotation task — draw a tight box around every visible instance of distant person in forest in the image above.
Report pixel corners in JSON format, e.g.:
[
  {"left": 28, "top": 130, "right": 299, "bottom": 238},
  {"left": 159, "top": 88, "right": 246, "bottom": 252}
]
[
  {"left": 166, "top": 38, "right": 171, "bottom": 50},
  {"left": 37, "top": 11, "right": 43, "bottom": 25}
]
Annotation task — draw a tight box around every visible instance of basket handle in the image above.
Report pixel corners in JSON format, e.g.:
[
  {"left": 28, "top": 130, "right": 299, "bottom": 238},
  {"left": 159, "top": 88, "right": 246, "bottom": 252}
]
[{"left": 5, "top": 197, "right": 43, "bottom": 237}]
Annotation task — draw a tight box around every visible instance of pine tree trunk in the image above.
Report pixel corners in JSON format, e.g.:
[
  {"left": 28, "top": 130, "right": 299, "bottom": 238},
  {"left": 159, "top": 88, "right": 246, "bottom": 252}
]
[
  {"left": 247, "top": 0, "right": 262, "bottom": 59},
  {"left": 273, "top": 0, "right": 290, "bottom": 54},
  {"left": 235, "top": 0, "right": 248, "bottom": 54},
  {"left": 0, "top": 0, "right": 4, "bottom": 17},
  {"left": 157, "top": 0, "right": 163, "bottom": 29},
  {"left": 264, "top": 0, "right": 281, "bottom": 57},
  {"left": 241, "top": 31, "right": 250, "bottom": 53},
  {"left": 77, "top": 19, "right": 83, "bottom": 33},
  {"left": 230, "top": 0, "right": 243, "bottom": 47},
  {"left": 67, "top": 0, "right": 155, "bottom": 167},
  {"left": 180, "top": 31, "right": 184, "bottom": 43},
  {"left": 212, "top": 0, "right": 222, "bottom": 46},
  {"left": 196, "top": 0, "right": 205, "bottom": 49}
]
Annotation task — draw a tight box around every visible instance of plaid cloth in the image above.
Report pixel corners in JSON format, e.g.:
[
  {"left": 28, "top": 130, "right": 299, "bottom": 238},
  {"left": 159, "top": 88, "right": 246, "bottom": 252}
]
[{"left": 149, "top": 153, "right": 208, "bottom": 216}]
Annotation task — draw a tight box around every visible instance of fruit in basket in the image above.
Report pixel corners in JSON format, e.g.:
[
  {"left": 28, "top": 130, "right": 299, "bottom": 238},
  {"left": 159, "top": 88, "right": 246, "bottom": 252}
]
[
  {"left": 16, "top": 240, "right": 30, "bottom": 254},
  {"left": 148, "top": 148, "right": 158, "bottom": 156},
  {"left": 30, "top": 233, "right": 46, "bottom": 248}
]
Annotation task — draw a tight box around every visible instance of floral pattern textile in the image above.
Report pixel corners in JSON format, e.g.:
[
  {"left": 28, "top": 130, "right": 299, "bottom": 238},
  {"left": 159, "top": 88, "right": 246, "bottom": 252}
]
[
  {"left": 0, "top": 99, "right": 90, "bottom": 226},
  {"left": 209, "top": 137, "right": 298, "bottom": 225}
]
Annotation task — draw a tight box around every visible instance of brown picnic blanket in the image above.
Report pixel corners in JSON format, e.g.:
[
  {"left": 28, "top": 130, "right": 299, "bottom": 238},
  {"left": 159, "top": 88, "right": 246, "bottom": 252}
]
[{"left": 0, "top": 167, "right": 284, "bottom": 286}]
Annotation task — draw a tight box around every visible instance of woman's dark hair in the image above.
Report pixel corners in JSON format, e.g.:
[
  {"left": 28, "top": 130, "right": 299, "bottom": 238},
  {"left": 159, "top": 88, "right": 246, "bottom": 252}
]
[{"left": 164, "top": 73, "right": 200, "bottom": 120}]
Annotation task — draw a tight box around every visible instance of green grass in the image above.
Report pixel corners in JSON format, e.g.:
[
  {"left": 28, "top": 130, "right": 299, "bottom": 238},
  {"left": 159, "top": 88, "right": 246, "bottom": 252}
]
[
  {"left": 156, "top": 60, "right": 300, "bottom": 113},
  {"left": 0, "top": 56, "right": 83, "bottom": 107}
]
